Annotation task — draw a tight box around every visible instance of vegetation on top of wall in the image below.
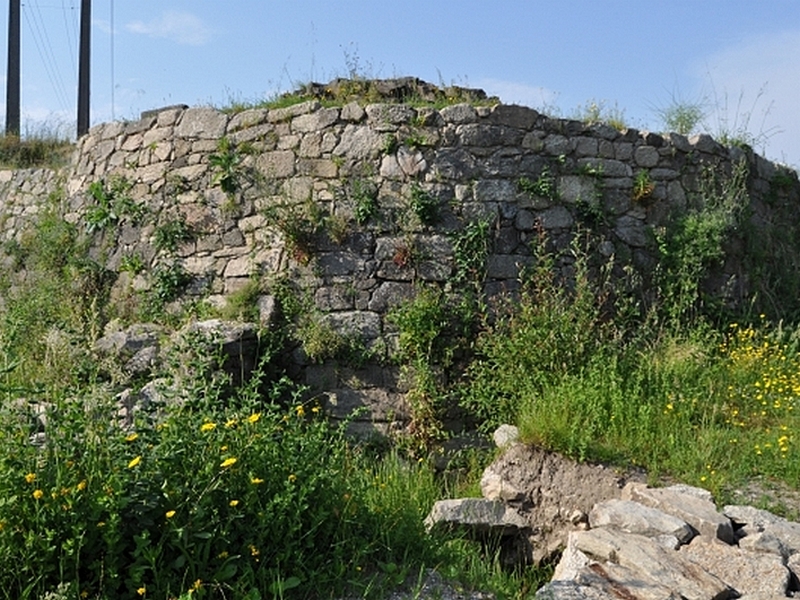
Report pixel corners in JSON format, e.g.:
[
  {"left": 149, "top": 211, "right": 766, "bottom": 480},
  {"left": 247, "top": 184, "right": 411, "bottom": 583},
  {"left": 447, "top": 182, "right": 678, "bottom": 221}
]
[
  {"left": 220, "top": 76, "right": 500, "bottom": 114},
  {"left": 0, "top": 132, "right": 73, "bottom": 169}
]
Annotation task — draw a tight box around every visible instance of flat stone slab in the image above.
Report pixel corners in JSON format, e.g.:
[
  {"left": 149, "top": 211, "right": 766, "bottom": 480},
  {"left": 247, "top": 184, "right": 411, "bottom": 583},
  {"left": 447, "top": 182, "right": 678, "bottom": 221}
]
[
  {"left": 724, "top": 504, "right": 800, "bottom": 556},
  {"left": 424, "top": 498, "right": 528, "bottom": 537},
  {"left": 589, "top": 499, "right": 695, "bottom": 544},
  {"left": 564, "top": 528, "right": 734, "bottom": 600},
  {"left": 679, "top": 535, "right": 790, "bottom": 597},
  {"left": 622, "top": 482, "right": 735, "bottom": 543}
]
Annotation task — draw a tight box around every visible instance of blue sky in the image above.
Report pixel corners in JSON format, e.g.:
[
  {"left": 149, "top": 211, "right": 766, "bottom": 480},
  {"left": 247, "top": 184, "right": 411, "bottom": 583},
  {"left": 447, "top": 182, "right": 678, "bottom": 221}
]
[{"left": 3, "top": 1, "right": 800, "bottom": 167}]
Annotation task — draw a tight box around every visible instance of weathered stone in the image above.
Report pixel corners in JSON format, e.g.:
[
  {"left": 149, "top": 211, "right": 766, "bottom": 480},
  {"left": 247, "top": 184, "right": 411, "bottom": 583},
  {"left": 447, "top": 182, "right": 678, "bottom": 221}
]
[
  {"left": 333, "top": 124, "right": 384, "bottom": 160},
  {"left": 566, "top": 528, "right": 733, "bottom": 600},
  {"left": 458, "top": 123, "right": 523, "bottom": 147},
  {"left": 439, "top": 103, "right": 478, "bottom": 124},
  {"left": 291, "top": 107, "right": 340, "bottom": 132},
  {"left": 724, "top": 504, "right": 800, "bottom": 556},
  {"left": 175, "top": 107, "right": 228, "bottom": 139},
  {"left": 576, "top": 158, "right": 632, "bottom": 177},
  {"left": 397, "top": 146, "right": 427, "bottom": 177},
  {"left": 324, "top": 311, "right": 381, "bottom": 339},
  {"left": 425, "top": 498, "right": 529, "bottom": 536},
  {"left": 689, "top": 133, "right": 723, "bottom": 154},
  {"left": 539, "top": 206, "right": 574, "bottom": 230},
  {"left": 589, "top": 499, "right": 695, "bottom": 544},
  {"left": 492, "top": 424, "right": 519, "bottom": 449},
  {"left": 622, "top": 483, "right": 735, "bottom": 543},
  {"left": 256, "top": 150, "right": 295, "bottom": 178},
  {"left": 367, "top": 281, "right": 414, "bottom": 312},
  {"left": 365, "top": 104, "right": 416, "bottom": 130},
  {"left": 488, "top": 104, "right": 539, "bottom": 129},
  {"left": 634, "top": 145, "right": 660, "bottom": 167},
  {"left": 268, "top": 100, "right": 320, "bottom": 122},
  {"left": 679, "top": 535, "right": 789, "bottom": 597}
]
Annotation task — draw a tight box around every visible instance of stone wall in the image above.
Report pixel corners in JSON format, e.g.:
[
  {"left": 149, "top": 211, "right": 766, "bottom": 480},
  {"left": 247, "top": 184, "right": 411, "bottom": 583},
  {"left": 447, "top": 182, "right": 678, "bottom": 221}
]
[{"left": 1, "top": 89, "right": 799, "bottom": 431}]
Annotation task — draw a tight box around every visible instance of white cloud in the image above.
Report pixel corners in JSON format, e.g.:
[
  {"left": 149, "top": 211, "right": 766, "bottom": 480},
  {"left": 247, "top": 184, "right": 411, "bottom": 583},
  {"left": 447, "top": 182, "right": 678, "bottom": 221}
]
[
  {"left": 693, "top": 29, "right": 800, "bottom": 167},
  {"left": 126, "top": 10, "right": 212, "bottom": 46},
  {"left": 475, "top": 78, "right": 558, "bottom": 111}
]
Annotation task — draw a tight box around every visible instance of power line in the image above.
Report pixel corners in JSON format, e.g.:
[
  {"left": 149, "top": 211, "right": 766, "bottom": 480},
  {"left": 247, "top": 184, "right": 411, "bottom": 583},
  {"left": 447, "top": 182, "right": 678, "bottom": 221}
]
[
  {"left": 60, "top": 0, "right": 77, "bottom": 73},
  {"left": 22, "top": 0, "right": 71, "bottom": 111}
]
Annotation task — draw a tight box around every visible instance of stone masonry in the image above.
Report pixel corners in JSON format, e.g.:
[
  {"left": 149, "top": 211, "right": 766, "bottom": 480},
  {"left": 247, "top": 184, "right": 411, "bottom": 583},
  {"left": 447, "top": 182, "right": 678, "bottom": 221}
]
[{"left": 0, "top": 81, "right": 798, "bottom": 432}]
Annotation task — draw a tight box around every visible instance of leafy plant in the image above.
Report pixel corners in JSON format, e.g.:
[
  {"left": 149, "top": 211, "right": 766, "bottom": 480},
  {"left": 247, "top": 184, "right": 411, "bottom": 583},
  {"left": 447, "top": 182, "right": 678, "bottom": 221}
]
[
  {"left": 518, "top": 167, "right": 558, "bottom": 201},
  {"left": 408, "top": 184, "right": 439, "bottom": 227},
  {"left": 210, "top": 137, "right": 250, "bottom": 196},
  {"left": 153, "top": 215, "right": 193, "bottom": 254},
  {"left": 263, "top": 199, "right": 327, "bottom": 265},
  {"left": 632, "top": 170, "right": 655, "bottom": 202},
  {"left": 118, "top": 252, "right": 145, "bottom": 276},
  {"left": 348, "top": 177, "right": 379, "bottom": 225},
  {"left": 84, "top": 175, "right": 146, "bottom": 235},
  {"left": 450, "top": 219, "right": 491, "bottom": 292},
  {"left": 382, "top": 133, "right": 399, "bottom": 155},
  {"left": 655, "top": 159, "right": 749, "bottom": 326},
  {"left": 149, "top": 260, "right": 191, "bottom": 307}
]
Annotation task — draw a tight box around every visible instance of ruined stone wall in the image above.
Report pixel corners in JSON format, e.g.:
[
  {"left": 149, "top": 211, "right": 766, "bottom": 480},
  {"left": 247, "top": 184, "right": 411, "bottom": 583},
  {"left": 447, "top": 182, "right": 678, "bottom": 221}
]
[{"left": 1, "top": 96, "right": 798, "bottom": 431}]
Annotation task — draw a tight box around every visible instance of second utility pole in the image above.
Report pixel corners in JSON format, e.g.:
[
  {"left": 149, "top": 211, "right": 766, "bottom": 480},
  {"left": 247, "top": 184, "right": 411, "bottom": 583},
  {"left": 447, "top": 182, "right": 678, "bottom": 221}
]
[
  {"left": 5, "top": 0, "right": 20, "bottom": 136},
  {"left": 77, "top": 0, "right": 90, "bottom": 138}
]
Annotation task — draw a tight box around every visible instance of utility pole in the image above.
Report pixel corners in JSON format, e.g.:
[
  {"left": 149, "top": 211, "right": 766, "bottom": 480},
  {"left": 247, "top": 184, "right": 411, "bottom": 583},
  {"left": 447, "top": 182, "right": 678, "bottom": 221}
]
[
  {"left": 77, "top": 0, "right": 90, "bottom": 137},
  {"left": 5, "top": 0, "right": 20, "bottom": 136}
]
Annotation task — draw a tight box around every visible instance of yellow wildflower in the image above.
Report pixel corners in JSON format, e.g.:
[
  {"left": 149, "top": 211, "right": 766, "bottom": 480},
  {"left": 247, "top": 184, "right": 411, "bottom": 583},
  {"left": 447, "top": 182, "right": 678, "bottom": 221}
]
[
  {"left": 32, "top": 489, "right": 44, "bottom": 500},
  {"left": 229, "top": 499, "right": 239, "bottom": 507},
  {"left": 128, "top": 456, "right": 142, "bottom": 469},
  {"left": 295, "top": 405, "right": 305, "bottom": 417},
  {"left": 288, "top": 473, "right": 297, "bottom": 483},
  {"left": 165, "top": 510, "right": 176, "bottom": 519},
  {"left": 250, "top": 477, "right": 264, "bottom": 485},
  {"left": 125, "top": 432, "right": 139, "bottom": 442},
  {"left": 220, "top": 457, "right": 237, "bottom": 468},
  {"left": 225, "top": 418, "right": 238, "bottom": 428},
  {"left": 218, "top": 551, "right": 229, "bottom": 559},
  {"left": 190, "top": 580, "right": 203, "bottom": 592},
  {"left": 24, "top": 472, "right": 36, "bottom": 484},
  {"left": 77, "top": 480, "right": 87, "bottom": 492},
  {"left": 200, "top": 422, "right": 216, "bottom": 432},
  {"left": 249, "top": 544, "right": 260, "bottom": 557},
  {"left": 247, "top": 413, "right": 261, "bottom": 424},
  {"left": 137, "top": 586, "right": 146, "bottom": 596}
]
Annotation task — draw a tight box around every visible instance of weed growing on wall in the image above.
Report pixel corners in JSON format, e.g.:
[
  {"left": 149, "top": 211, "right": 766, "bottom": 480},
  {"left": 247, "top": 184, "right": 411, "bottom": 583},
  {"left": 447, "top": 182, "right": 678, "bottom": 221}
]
[
  {"left": 450, "top": 218, "right": 492, "bottom": 295},
  {"left": 518, "top": 167, "right": 558, "bottom": 201},
  {"left": 210, "top": 136, "right": 252, "bottom": 198},
  {"left": 461, "top": 233, "right": 612, "bottom": 432},
  {"left": 262, "top": 198, "right": 330, "bottom": 265},
  {"left": 152, "top": 214, "right": 193, "bottom": 254},
  {"left": 84, "top": 176, "right": 146, "bottom": 234},
  {"left": 408, "top": 184, "right": 439, "bottom": 227},
  {"left": 654, "top": 159, "right": 749, "bottom": 326}
]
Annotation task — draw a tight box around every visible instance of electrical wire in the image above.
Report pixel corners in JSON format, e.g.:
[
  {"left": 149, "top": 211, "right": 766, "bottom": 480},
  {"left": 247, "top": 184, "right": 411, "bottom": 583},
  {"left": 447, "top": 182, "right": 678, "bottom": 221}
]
[
  {"left": 22, "top": 0, "right": 72, "bottom": 111},
  {"left": 60, "top": 0, "right": 77, "bottom": 74}
]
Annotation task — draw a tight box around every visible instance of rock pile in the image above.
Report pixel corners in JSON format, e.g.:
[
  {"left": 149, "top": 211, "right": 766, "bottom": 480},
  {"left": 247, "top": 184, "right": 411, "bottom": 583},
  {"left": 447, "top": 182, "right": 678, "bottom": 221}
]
[{"left": 426, "top": 428, "right": 800, "bottom": 599}]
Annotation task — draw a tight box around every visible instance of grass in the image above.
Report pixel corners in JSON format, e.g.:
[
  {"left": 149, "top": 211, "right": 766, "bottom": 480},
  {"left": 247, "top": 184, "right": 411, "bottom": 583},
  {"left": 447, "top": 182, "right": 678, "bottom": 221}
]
[{"left": 0, "top": 133, "right": 73, "bottom": 169}]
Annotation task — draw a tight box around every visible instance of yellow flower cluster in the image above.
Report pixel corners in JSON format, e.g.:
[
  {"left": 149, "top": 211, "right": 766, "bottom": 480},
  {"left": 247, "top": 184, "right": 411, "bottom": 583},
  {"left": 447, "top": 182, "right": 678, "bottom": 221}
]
[{"left": 720, "top": 323, "right": 799, "bottom": 432}]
